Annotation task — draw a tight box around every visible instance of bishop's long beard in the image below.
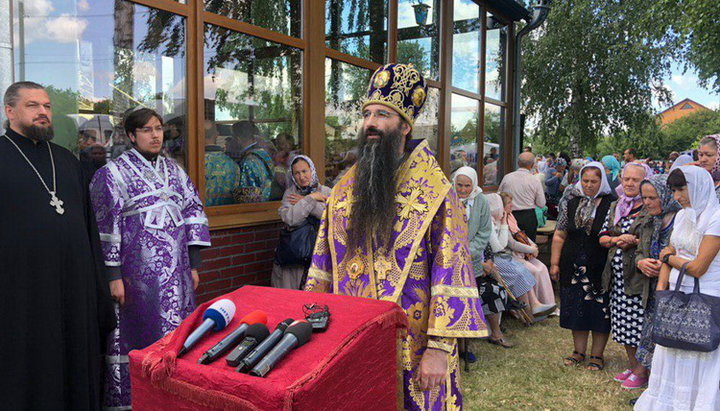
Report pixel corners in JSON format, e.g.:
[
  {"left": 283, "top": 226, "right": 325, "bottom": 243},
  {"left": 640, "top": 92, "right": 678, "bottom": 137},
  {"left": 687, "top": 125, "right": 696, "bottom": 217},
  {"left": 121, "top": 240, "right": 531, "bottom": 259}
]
[{"left": 348, "top": 126, "right": 404, "bottom": 250}]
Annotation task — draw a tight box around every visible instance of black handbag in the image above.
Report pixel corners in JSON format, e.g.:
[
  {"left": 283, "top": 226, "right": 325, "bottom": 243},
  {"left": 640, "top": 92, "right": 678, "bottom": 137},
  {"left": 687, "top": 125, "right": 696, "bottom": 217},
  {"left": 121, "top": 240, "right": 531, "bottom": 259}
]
[
  {"left": 275, "top": 216, "right": 320, "bottom": 267},
  {"left": 652, "top": 262, "right": 720, "bottom": 352}
]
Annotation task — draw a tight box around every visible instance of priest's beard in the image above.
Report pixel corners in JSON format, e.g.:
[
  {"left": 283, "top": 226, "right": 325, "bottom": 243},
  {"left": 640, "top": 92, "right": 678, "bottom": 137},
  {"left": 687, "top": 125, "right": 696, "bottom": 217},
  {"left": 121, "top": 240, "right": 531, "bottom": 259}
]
[
  {"left": 348, "top": 125, "right": 405, "bottom": 250},
  {"left": 20, "top": 123, "right": 54, "bottom": 142}
]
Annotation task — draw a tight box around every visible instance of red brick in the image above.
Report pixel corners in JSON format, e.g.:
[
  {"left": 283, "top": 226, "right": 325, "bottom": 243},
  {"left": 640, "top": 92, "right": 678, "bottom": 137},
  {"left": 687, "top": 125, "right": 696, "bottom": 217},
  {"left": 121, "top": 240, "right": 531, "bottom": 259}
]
[
  {"left": 203, "top": 279, "right": 232, "bottom": 292},
  {"left": 199, "top": 269, "right": 220, "bottom": 282},
  {"left": 232, "top": 275, "right": 256, "bottom": 287},
  {"left": 220, "top": 244, "right": 245, "bottom": 256},
  {"left": 229, "top": 233, "right": 253, "bottom": 244},
  {"left": 245, "top": 241, "right": 269, "bottom": 253},
  {"left": 200, "top": 247, "right": 219, "bottom": 260},
  {"left": 219, "top": 266, "right": 244, "bottom": 279},
  {"left": 231, "top": 253, "right": 254, "bottom": 266},
  {"left": 253, "top": 250, "right": 275, "bottom": 262},
  {"left": 203, "top": 256, "right": 232, "bottom": 271}
]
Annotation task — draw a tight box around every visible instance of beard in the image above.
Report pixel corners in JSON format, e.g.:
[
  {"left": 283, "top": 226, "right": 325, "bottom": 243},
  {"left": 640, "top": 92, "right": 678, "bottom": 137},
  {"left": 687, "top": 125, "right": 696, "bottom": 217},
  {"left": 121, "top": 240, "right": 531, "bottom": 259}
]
[
  {"left": 347, "top": 124, "right": 405, "bottom": 250},
  {"left": 20, "top": 123, "right": 54, "bottom": 141}
]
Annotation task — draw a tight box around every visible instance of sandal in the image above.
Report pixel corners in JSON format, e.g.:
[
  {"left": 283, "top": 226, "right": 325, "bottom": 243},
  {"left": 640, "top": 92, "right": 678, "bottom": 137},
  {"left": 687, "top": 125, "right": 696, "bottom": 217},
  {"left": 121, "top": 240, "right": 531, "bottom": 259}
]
[
  {"left": 586, "top": 356, "right": 604, "bottom": 371},
  {"left": 563, "top": 351, "right": 586, "bottom": 366},
  {"left": 488, "top": 337, "right": 515, "bottom": 348}
]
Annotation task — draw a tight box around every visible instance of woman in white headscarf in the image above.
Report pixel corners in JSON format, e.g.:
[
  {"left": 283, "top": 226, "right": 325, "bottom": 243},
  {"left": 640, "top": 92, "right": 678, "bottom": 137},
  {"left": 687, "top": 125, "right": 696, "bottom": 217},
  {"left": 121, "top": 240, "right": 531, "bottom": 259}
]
[
  {"left": 271, "top": 155, "right": 331, "bottom": 290},
  {"left": 551, "top": 162, "right": 615, "bottom": 370},
  {"left": 454, "top": 167, "right": 512, "bottom": 348},
  {"left": 636, "top": 165, "right": 720, "bottom": 410}
]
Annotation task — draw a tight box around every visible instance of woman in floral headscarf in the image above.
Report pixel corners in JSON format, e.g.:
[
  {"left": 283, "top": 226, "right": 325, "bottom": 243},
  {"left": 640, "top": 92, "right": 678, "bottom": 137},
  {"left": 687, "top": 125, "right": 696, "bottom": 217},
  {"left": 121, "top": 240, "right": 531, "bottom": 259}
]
[
  {"left": 696, "top": 134, "right": 720, "bottom": 200},
  {"left": 271, "top": 155, "right": 331, "bottom": 289},
  {"left": 551, "top": 162, "right": 614, "bottom": 370}
]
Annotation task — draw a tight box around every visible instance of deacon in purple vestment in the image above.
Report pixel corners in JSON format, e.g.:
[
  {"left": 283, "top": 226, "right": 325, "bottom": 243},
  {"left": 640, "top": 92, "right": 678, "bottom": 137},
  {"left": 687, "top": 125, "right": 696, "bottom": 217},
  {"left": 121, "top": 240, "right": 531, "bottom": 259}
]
[
  {"left": 305, "top": 64, "right": 487, "bottom": 410},
  {"left": 90, "top": 109, "right": 211, "bottom": 409}
]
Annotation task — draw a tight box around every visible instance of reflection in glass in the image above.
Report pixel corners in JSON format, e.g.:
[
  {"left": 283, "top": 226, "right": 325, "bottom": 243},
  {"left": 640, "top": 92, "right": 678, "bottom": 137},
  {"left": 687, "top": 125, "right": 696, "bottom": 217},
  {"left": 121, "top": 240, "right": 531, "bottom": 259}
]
[
  {"left": 485, "top": 14, "right": 507, "bottom": 101},
  {"left": 397, "top": 0, "right": 440, "bottom": 80},
  {"left": 325, "top": 0, "right": 388, "bottom": 63},
  {"left": 11, "top": 0, "right": 187, "bottom": 168},
  {"left": 204, "top": 0, "right": 301, "bottom": 38},
  {"left": 413, "top": 87, "right": 439, "bottom": 155},
  {"left": 204, "top": 24, "right": 303, "bottom": 204},
  {"left": 325, "top": 59, "right": 371, "bottom": 187},
  {"left": 483, "top": 103, "right": 505, "bottom": 186},
  {"left": 450, "top": 94, "right": 479, "bottom": 175},
  {"left": 452, "top": 0, "right": 480, "bottom": 93}
]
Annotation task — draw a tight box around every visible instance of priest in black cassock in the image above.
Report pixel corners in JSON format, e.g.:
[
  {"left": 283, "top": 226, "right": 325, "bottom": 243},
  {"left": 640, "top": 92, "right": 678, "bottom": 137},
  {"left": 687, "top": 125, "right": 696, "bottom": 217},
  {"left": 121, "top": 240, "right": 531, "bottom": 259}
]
[{"left": 0, "top": 81, "right": 115, "bottom": 410}]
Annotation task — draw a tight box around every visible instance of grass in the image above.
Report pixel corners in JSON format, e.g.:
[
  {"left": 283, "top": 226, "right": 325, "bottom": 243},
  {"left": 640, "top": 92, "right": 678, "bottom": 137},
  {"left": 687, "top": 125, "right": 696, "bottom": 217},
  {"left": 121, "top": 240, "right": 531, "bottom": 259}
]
[{"left": 460, "top": 315, "right": 640, "bottom": 410}]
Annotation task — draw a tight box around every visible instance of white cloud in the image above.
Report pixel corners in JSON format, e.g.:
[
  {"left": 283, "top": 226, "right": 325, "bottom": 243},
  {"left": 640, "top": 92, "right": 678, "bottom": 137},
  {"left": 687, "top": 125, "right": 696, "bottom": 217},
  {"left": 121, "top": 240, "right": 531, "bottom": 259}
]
[
  {"left": 709, "top": 102, "right": 720, "bottom": 110},
  {"left": 45, "top": 15, "right": 88, "bottom": 43},
  {"left": 23, "top": 0, "right": 54, "bottom": 17},
  {"left": 77, "top": 0, "right": 90, "bottom": 12}
]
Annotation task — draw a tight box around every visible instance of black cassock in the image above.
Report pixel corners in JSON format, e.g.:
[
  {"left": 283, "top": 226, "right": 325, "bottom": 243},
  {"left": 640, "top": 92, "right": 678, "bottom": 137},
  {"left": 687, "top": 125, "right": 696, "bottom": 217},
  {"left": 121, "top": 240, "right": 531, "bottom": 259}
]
[{"left": 0, "top": 128, "right": 115, "bottom": 410}]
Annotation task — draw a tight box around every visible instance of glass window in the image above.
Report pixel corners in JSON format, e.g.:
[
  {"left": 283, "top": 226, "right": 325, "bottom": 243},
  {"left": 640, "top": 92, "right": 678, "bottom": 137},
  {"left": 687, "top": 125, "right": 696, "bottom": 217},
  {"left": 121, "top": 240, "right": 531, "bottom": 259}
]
[
  {"left": 450, "top": 94, "right": 479, "bottom": 175},
  {"left": 325, "top": 0, "right": 388, "bottom": 63},
  {"left": 452, "top": 0, "right": 480, "bottom": 93},
  {"left": 413, "top": 87, "right": 439, "bottom": 155},
  {"left": 11, "top": 0, "right": 187, "bottom": 170},
  {"left": 483, "top": 103, "right": 505, "bottom": 186},
  {"left": 485, "top": 13, "right": 507, "bottom": 101},
  {"left": 204, "top": 0, "right": 302, "bottom": 38},
  {"left": 325, "top": 59, "right": 371, "bottom": 187},
  {"left": 204, "top": 24, "right": 303, "bottom": 205},
  {"left": 397, "top": 0, "right": 440, "bottom": 81}
]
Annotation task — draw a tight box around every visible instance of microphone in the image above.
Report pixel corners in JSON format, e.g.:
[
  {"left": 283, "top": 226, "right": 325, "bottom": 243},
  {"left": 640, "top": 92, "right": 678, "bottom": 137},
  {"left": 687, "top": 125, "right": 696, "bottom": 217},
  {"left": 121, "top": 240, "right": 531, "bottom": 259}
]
[
  {"left": 249, "top": 321, "right": 312, "bottom": 377},
  {"left": 178, "top": 299, "right": 236, "bottom": 357},
  {"left": 236, "top": 319, "right": 294, "bottom": 373},
  {"left": 198, "top": 310, "right": 268, "bottom": 365},
  {"left": 224, "top": 323, "right": 270, "bottom": 367}
]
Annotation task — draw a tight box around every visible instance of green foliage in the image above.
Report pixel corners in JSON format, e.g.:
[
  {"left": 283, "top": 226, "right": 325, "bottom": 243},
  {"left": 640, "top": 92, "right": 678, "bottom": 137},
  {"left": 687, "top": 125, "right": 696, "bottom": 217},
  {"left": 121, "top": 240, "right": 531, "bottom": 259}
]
[
  {"left": 522, "top": 0, "right": 675, "bottom": 156},
  {"left": 651, "top": 0, "right": 720, "bottom": 92},
  {"left": 45, "top": 86, "right": 80, "bottom": 150},
  {"left": 662, "top": 109, "right": 720, "bottom": 150}
]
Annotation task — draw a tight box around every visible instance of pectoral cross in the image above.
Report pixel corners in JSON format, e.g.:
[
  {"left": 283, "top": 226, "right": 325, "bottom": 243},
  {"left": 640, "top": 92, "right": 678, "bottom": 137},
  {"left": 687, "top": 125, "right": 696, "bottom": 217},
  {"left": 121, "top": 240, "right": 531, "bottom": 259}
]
[{"left": 50, "top": 192, "right": 65, "bottom": 215}]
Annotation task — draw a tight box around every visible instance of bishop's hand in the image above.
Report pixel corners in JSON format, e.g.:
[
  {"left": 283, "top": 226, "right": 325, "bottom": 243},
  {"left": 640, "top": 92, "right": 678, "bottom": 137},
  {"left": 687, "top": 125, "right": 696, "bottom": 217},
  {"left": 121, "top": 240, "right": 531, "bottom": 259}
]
[{"left": 417, "top": 347, "right": 448, "bottom": 391}]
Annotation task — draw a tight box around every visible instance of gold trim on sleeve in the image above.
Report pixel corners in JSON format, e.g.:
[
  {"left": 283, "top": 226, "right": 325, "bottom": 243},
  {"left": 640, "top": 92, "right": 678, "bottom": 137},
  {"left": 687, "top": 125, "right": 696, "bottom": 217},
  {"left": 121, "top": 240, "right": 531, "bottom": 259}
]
[{"left": 430, "top": 284, "right": 480, "bottom": 299}]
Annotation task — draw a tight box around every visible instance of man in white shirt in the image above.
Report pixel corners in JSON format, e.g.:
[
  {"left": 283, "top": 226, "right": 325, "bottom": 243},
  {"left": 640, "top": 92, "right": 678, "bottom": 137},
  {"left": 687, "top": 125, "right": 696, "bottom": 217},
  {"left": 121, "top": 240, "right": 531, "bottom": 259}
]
[{"left": 498, "top": 152, "right": 546, "bottom": 241}]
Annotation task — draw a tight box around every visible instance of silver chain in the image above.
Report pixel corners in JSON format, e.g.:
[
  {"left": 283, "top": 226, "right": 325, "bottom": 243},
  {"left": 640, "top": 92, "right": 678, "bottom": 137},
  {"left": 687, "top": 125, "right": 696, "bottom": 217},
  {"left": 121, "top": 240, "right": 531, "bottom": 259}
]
[{"left": 4, "top": 135, "right": 57, "bottom": 195}]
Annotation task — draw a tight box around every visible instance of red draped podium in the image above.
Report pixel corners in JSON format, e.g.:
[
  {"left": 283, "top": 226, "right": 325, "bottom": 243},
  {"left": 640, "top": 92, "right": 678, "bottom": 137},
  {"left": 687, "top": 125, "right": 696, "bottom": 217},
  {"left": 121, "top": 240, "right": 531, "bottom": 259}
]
[{"left": 129, "top": 286, "right": 408, "bottom": 410}]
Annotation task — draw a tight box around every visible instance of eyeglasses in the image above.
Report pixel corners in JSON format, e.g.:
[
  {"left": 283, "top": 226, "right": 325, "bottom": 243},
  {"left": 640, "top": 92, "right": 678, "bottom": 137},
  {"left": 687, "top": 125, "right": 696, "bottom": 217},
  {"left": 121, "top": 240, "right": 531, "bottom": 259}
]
[
  {"left": 361, "top": 109, "right": 398, "bottom": 120},
  {"left": 135, "top": 126, "right": 164, "bottom": 134}
]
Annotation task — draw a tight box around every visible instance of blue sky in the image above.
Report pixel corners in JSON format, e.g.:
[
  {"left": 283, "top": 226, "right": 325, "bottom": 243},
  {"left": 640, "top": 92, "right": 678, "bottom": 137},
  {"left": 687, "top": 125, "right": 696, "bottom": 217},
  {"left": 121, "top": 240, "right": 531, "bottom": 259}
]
[{"left": 659, "top": 62, "right": 719, "bottom": 112}]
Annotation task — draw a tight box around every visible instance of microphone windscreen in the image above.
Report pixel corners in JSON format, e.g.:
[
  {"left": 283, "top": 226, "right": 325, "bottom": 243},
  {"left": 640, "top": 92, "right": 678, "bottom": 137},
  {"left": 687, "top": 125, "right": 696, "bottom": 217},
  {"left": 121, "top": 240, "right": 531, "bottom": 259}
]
[
  {"left": 203, "top": 299, "right": 236, "bottom": 331},
  {"left": 246, "top": 323, "right": 270, "bottom": 340},
  {"left": 276, "top": 318, "right": 294, "bottom": 332},
  {"left": 238, "top": 310, "right": 268, "bottom": 326},
  {"left": 285, "top": 321, "right": 312, "bottom": 346}
]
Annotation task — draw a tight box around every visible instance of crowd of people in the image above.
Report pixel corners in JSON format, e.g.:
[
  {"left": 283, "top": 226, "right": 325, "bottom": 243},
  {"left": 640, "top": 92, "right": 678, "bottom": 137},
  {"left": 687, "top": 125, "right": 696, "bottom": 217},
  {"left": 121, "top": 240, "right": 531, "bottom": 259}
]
[{"left": 4, "top": 65, "right": 720, "bottom": 410}]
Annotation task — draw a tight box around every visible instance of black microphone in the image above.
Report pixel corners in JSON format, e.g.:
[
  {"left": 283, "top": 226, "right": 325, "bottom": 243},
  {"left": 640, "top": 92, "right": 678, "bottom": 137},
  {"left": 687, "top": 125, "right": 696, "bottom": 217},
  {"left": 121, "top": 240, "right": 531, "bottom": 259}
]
[
  {"left": 197, "top": 310, "right": 267, "bottom": 365},
  {"left": 225, "top": 324, "right": 270, "bottom": 367},
  {"left": 249, "top": 321, "right": 312, "bottom": 377},
  {"left": 236, "top": 319, "right": 294, "bottom": 373}
]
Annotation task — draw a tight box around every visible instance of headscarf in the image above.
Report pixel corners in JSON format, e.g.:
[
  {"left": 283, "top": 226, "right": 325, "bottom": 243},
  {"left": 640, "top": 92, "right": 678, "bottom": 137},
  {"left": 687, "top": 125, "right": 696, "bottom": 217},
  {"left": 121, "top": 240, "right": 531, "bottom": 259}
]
[
  {"left": 452, "top": 166, "right": 483, "bottom": 209},
  {"left": 602, "top": 155, "right": 621, "bottom": 181},
  {"left": 613, "top": 162, "right": 653, "bottom": 225},
  {"left": 288, "top": 154, "right": 319, "bottom": 195},
  {"left": 486, "top": 193, "right": 504, "bottom": 223},
  {"left": 569, "top": 158, "right": 590, "bottom": 185},
  {"left": 669, "top": 153, "right": 693, "bottom": 171},
  {"left": 640, "top": 174, "right": 681, "bottom": 248},
  {"left": 553, "top": 158, "right": 567, "bottom": 169},
  {"left": 699, "top": 134, "right": 720, "bottom": 182},
  {"left": 566, "top": 162, "right": 612, "bottom": 234},
  {"left": 670, "top": 165, "right": 720, "bottom": 256}
]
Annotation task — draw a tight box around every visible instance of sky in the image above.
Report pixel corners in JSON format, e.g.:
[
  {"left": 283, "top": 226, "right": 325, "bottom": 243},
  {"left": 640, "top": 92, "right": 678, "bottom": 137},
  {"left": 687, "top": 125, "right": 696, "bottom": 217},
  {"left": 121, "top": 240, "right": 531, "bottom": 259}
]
[{"left": 659, "top": 62, "right": 719, "bottom": 112}]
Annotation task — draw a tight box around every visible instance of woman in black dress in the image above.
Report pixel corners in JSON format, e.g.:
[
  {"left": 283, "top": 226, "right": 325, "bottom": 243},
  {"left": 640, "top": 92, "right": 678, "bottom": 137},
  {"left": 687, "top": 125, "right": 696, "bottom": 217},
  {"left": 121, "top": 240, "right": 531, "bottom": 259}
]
[{"left": 550, "top": 161, "right": 614, "bottom": 370}]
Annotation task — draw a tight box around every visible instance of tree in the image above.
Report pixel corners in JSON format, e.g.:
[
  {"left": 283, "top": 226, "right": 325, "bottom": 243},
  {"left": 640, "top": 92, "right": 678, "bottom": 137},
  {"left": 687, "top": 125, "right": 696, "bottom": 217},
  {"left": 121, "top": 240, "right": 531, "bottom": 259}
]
[
  {"left": 651, "top": 0, "right": 720, "bottom": 92},
  {"left": 522, "top": 0, "right": 675, "bottom": 157},
  {"left": 662, "top": 109, "right": 720, "bottom": 150}
]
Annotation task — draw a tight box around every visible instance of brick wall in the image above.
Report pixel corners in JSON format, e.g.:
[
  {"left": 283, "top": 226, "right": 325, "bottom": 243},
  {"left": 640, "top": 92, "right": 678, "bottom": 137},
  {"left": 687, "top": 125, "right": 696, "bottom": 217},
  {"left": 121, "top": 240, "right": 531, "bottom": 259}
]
[{"left": 195, "top": 223, "right": 282, "bottom": 303}]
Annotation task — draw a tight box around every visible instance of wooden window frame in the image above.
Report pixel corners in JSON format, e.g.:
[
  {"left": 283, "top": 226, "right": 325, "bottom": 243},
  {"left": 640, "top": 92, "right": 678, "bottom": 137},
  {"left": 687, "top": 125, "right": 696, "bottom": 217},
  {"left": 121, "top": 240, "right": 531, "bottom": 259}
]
[{"left": 127, "top": 0, "right": 516, "bottom": 228}]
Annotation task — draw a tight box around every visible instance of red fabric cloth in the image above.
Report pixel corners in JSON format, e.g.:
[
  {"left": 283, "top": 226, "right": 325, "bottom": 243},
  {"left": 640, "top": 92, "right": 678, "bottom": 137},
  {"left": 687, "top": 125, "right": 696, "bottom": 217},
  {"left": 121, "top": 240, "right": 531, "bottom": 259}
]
[{"left": 130, "top": 286, "right": 408, "bottom": 410}]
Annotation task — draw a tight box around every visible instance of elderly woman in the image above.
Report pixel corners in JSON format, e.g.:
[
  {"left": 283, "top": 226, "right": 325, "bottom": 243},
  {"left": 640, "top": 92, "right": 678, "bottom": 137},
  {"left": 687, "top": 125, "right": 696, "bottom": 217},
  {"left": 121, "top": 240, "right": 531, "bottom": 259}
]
[
  {"left": 599, "top": 162, "right": 651, "bottom": 389},
  {"left": 487, "top": 193, "right": 556, "bottom": 320},
  {"left": 636, "top": 166, "right": 720, "bottom": 410},
  {"left": 454, "top": 167, "right": 511, "bottom": 347},
  {"left": 696, "top": 134, "right": 720, "bottom": 200},
  {"left": 500, "top": 192, "right": 555, "bottom": 307},
  {"left": 626, "top": 174, "right": 680, "bottom": 405},
  {"left": 271, "top": 155, "right": 331, "bottom": 290},
  {"left": 551, "top": 162, "right": 614, "bottom": 370}
]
